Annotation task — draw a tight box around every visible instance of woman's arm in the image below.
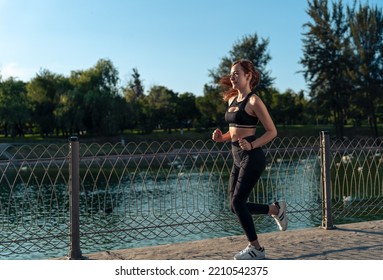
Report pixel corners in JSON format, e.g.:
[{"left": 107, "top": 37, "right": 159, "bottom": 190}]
[
  {"left": 249, "top": 96, "right": 277, "bottom": 148},
  {"left": 212, "top": 128, "right": 231, "bottom": 142}
]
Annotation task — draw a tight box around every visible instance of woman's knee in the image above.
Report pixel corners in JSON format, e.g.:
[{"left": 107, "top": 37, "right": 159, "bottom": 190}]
[{"left": 231, "top": 195, "right": 246, "bottom": 213}]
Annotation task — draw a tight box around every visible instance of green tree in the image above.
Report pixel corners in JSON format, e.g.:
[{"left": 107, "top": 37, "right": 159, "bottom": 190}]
[
  {"left": 123, "top": 68, "right": 145, "bottom": 131},
  {"left": 70, "top": 59, "right": 122, "bottom": 135},
  {"left": 270, "top": 89, "right": 307, "bottom": 126},
  {"left": 143, "top": 85, "right": 178, "bottom": 133},
  {"left": 0, "top": 77, "right": 29, "bottom": 137},
  {"left": 27, "top": 69, "right": 65, "bottom": 136},
  {"left": 54, "top": 85, "right": 85, "bottom": 136},
  {"left": 195, "top": 85, "right": 227, "bottom": 130},
  {"left": 177, "top": 92, "right": 200, "bottom": 131},
  {"left": 301, "top": 0, "right": 353, "bottom": 139},
  {"left": 128, "top": 68, "right": 144, "bottom": 98},
  {"left": 209, "top": 33, "right": 274, "bottom": 87},
  {"left": 348, "top": 2, "right": 383, "bottom": 138},
  {"left": 51, "top": 76, "right": 79, "bottom": 136}
]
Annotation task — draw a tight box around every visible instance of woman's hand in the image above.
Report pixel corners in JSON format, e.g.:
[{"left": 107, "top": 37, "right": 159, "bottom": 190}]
[
  {"left": 238, "top": 138, "right": 252, "bottom": 150},
  {"left": 212, "top": 128, "right": 223, "bottom": 142}
]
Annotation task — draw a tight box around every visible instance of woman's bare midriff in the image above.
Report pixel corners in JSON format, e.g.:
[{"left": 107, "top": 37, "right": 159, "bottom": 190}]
[{"left": 229, "top": 127, "right": 256, "bottom": 142}]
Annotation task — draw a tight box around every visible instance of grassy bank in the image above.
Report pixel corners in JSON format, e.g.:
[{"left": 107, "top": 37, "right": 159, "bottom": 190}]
[{"left": 0, "top": 124, "right": 381, "bottom": 144}]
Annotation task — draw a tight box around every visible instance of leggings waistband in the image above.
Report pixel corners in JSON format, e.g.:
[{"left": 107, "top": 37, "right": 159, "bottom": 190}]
[{"left": 231, "top": 135, "right": 257, "bottom": 147}]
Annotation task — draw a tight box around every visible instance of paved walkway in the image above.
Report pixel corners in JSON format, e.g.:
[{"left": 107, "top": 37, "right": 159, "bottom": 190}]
[{"left": 61, "top": 220, "right": 383, "bottom": 260}]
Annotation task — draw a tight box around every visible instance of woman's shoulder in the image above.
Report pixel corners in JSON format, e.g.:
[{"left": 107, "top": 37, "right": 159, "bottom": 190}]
[
  {"left": 248, "top": 93, "right": 261, "bottom": 103},
  {"left": 248, "top": 93, "right": 267, "bottom": 111}
]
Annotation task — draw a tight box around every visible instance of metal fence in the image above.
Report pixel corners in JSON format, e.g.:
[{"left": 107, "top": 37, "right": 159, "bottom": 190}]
[{"left": 0, "top": 132, "right": 382, "bottom": 259}]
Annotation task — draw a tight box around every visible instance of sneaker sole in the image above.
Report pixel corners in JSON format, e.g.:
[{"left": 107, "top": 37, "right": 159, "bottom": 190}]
[{"left": 275, "top": 201, "right": 288, "bottom": 231}]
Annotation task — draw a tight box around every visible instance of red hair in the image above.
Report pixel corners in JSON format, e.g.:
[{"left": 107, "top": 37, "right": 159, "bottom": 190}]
[{"left": 220, "top": 59, "right": 261, "bottom": 102}]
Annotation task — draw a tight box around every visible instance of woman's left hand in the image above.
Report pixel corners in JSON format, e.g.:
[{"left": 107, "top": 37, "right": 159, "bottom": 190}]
[{"left": 238, "top": 138, "right": 252, "bottom": 150}]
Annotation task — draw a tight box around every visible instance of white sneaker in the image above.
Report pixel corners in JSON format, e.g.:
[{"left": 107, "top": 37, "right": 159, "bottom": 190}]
[
  {"left": 272, "top": 201, "right": 288, "bottom": 231},
  {"left": 234, "top": 245, "right": 265, "bottom": 260}
]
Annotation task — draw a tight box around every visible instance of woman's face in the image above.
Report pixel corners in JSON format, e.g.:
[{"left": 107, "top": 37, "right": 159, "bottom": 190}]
[{"left": 230, "top": 63, "right": 250, "bottom": 91}]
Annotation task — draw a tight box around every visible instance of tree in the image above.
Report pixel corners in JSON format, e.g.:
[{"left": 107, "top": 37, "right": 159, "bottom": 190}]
[
  {"left": 195, "top": 85, "right": 227, "bottom": 130},
  {"left": 70, "top": 59, "right": 122, "bottom": 135},
  {"left": 54, "top": 85, "right": 84, "bottom": 136},
  {"left": 209, "top": 33, "right": 274, "bottom": 88},
  {"left": 142, "top": 86, "right": 178, "bottom": 133},
  {"left": 270, "top": 88, "right": 306, "bottom": 126},
  {"left": 0, "top": 77, "right": 29, "bottom": 137},
  {"left": 176, "top": 92, "right": 200, "bottom": 131},
  {"left": 123, "top": 68, "right": 145, "bottom": 131},
  {"left": 128, "top": 68, "right": 144, "bottom": 98},
  {"left": 27, "top": 69, "right": 65, "bottom": 136},
  {"left": 301, "top": 0, "right": 353, "bottom": 139},
  {"left": 348, "top": 2, "right": 383, "bottom": 138}
]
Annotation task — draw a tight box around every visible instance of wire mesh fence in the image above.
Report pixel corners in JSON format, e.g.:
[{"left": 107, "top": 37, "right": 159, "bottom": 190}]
[
  {"left": 329, "top": 138, "right": 383, "bottom": 223},
  {"left": 0, "top": 135, "right": 382, "bottom": 259}
]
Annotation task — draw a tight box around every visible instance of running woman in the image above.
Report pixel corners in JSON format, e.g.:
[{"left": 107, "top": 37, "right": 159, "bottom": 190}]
[{"left": 212, "top": 59, "right": 287, "bottom": 260}]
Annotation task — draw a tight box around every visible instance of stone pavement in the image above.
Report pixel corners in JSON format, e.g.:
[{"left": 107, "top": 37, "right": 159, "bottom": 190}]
[{"left": 64, "top": 220, "right": 383, "bottom": 260}]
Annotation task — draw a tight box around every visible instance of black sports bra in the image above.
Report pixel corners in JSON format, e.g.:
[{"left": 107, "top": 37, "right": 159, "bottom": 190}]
[{"left": 224, "top": 93, "right": 259, "bottom": 128}]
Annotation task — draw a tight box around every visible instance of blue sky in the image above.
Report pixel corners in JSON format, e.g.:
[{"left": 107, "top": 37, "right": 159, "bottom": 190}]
[{"left": 0, "top": 0, "right": 381, "bottom": 96}]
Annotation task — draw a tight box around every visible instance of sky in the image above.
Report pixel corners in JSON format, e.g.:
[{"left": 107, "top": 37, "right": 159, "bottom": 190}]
[{"left": 0, "top": 0, "right": 381, "bottom": 96}]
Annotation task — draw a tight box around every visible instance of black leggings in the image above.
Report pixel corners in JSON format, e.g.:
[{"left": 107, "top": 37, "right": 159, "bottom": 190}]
[{"left": 229, "top": 135, "right": 269, "bottom": 241}]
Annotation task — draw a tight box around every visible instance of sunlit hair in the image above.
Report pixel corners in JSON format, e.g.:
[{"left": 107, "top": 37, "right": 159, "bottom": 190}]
[{"left": 220, "top": 59, "right": 261, "bottom": 102}]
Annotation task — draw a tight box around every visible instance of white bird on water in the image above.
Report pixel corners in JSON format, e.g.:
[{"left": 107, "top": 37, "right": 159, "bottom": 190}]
[{"left": 357, "top": 166, "right": 363, "bottom": 173}]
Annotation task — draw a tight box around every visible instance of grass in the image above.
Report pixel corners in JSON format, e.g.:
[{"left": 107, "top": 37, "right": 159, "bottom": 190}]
[{"left": 0, "top": 124, "right": 381, "bottom": 144}]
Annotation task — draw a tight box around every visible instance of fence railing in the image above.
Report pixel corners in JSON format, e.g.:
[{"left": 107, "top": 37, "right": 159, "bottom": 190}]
[{"left": 0, "top": 132, "right": 382, "bottom": 259}]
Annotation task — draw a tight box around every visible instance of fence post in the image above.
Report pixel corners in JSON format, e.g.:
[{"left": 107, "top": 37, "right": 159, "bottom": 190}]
[
  {"left": 320, "top": 131, "right": 334, "bottom": 229},
  {"left": 68, "top": 136, "right": 83, "bottom": 259}
]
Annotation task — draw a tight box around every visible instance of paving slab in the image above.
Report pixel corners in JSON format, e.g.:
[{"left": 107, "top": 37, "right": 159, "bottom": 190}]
[{"left": 57, "top": 220, "right": 383, "bottom": 260}]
